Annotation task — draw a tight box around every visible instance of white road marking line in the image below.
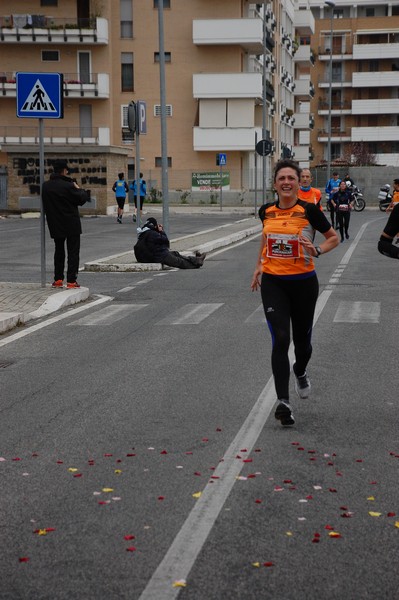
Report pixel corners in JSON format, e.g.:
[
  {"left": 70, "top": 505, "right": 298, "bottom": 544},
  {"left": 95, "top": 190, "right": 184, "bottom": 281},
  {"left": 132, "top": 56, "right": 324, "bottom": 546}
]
[
  {"left": 0, "top": 295, "right": 112, "bottom": 348},
  {"left": 118, "top": 286, "right": 135, "bottom": 293},
  {"left": 68, "top": 304, "right": 147, "bottom": 326},
  {"left": 333, "top": 301, "right": 380, "bottom": 323},
  {"left": 244, "top": 304, "right": 265, "bottom": 323},
  {"left": 158, "top": 303, "right": 223, "bottom": 325},
  {"left": 139, "top": 221, "right": 373, "bottom": 599}
]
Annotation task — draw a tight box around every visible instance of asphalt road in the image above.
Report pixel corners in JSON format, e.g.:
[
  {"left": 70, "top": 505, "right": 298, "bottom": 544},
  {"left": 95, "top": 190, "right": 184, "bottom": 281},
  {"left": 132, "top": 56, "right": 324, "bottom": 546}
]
[{"left": 1, "top": 210, "right": 398, "bottom": 600}]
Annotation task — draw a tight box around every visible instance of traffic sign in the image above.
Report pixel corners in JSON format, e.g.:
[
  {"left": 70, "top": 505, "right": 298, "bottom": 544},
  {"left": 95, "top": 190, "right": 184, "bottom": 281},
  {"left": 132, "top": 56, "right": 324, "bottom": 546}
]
[
  {"left": 216, "top": 153, "right": 227, "bottom": 166},
  {"left": 137, "top": 100, "right": 147, "bottom": 134},
  {"left": 256, "top": 139, "right": 272, "bottom": 156},
  {"left": 16, "top": 72, "right": 63, "bottom": 119}
]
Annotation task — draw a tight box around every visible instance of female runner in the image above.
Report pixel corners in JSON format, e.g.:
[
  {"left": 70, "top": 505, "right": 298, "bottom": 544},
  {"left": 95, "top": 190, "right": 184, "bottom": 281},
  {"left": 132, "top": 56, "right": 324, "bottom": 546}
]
[{"left": 251, "top": 159, "right": 339, "bottom": 426}]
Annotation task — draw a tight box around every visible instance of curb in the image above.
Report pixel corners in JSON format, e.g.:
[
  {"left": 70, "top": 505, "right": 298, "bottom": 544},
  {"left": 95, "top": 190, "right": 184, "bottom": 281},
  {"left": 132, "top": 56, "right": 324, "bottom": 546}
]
[
  {"left": 0, "top": 288, "right": 90, "bottom": 334},
  {"left": 84, "top": 225, "right": 260, "bottom": 272}
]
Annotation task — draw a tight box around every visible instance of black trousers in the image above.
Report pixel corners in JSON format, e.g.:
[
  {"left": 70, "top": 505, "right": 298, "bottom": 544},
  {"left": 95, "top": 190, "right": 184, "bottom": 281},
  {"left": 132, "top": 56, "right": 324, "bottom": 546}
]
[
  {"left": 162, "top": 251, "right": 201, "bottom": 269},
  {"left": 261, "top": 273, "right": 319, "bottom": 400},
  {"left": 337, "top": 211, "right": 350, "bottom": 239},
  {"left": 134, "top": 196, "right": 145, "bottom": 210},
  {"left": 327, "top": 201, "right": 336, "bottom": 228},
  {"left": 54, "top": 235, "right": 80, "bottom": 283}
]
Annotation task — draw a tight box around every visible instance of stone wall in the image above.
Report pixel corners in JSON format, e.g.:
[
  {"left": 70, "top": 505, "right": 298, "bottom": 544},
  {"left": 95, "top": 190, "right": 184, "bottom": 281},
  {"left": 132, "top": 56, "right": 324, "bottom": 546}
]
[{"left": 3, "top": 147, "right": 130, "bottom": 213}]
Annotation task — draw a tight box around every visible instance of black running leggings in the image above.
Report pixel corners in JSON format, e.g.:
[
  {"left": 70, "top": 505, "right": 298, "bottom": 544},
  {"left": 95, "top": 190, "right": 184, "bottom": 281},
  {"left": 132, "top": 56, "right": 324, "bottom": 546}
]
[{"left": 261, "top": 273, "right": 319, "bottom": 400}]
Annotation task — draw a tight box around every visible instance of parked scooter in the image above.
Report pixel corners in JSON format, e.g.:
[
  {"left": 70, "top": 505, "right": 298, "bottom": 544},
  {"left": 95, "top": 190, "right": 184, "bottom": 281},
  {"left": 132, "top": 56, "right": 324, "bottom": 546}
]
[
  {"left": 378, "top": 184, "right": 392, "bottom": 211},
  {"left": 350, "top": 185, "right": 366, "bottom": 212}
]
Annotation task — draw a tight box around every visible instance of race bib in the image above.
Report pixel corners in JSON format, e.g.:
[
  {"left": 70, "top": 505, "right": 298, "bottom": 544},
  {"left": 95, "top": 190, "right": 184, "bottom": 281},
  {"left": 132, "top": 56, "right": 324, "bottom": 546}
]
[
  {"left": 266, "top": 233, "right": 300, "bottom": 259},
  {"left": 338, "top": 204, "right": 349, "bottom": 211}
]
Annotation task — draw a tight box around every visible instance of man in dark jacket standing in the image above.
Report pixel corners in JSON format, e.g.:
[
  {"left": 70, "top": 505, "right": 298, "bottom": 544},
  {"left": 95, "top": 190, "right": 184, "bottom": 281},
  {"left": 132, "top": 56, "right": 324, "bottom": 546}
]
[
  {"left": 134, "top": 217, "right": 206, "bottom": 268},
  {"left": 42, "top": 159, "right": 90, "bottom": 288}
]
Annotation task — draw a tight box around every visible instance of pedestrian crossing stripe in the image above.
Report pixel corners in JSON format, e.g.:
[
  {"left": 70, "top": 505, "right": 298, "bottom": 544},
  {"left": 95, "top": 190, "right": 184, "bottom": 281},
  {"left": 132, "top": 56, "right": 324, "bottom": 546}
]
[{"left": 20, "top": 79, "right": 56, "bottom": 113}]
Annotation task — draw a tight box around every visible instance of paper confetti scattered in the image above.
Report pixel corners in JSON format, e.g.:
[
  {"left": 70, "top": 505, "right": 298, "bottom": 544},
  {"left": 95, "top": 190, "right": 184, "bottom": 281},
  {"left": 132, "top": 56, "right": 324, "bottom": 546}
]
[
  {"left": 67, "top": 468, "right": 78, "bottom": 472},
  {"left": 328, "top": 532, "right": 342, "bottom": 538},
  {"left": 252, "top": 562, "right": 260, "bottom": 568},
  {"left": 102, "top": 488, "right": 114, "bottom": 493},
  {"left": 19, "top": 557, "right": 29, "bottom": 563},
  {"left": 173, "top": 580, "right": 187, "bottom": 587},
  {"left": 368, "top": 512, "right": 382, "bottom": 517},
  {"left": 192, "top": 492, "right": 202, "bottom": 499}
]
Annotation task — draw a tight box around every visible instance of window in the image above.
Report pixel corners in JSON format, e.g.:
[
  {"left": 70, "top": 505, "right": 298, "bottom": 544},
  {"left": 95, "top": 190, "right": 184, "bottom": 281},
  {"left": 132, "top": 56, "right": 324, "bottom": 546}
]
[
  {"left": 154, "top": 0, "right": 171, "bottom": 7},
  {"left": 42, "top": 50, "right": 59, "bottom": 61},
  {"left": 41, "top": 0, "right": 58, "bottom": 5},
  {"left": 154, "top": 52, "right": 171, "bottom": 63},
  {"left": 121, "top": 52, "right": 134, "bottom": 92},
  {"left": 154, "top": 104, "right": 172, "bottom": 117},
  {"left": 155, "top": 157, "right": 172, "bottom": 167},
  {"left": 366, "top": 8, "right": 375, "bottom": 17},
  {"left": 120, "top": 0, "right": 133, "bottom": 38},
  {"left": 331, "top": 143, "right": 341, "bottom": 160}
]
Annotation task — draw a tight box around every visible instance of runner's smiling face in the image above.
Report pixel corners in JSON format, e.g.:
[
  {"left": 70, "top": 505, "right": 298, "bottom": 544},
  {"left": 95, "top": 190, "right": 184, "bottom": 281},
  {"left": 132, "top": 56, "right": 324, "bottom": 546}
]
[{"left": 274, "top": 167, "right": 299, "bottom": 204}]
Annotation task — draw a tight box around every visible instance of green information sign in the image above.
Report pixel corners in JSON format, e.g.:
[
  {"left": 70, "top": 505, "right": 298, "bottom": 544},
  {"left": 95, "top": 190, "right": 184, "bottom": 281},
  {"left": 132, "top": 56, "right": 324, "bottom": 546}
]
[{"left": 192, "top": 171, "right": 230, "bottom": 191}]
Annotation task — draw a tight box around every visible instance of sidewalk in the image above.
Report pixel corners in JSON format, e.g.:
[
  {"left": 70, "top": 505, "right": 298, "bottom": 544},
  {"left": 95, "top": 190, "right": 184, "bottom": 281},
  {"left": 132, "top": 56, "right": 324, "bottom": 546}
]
[{"left": 0, "top": 217, "right": 260, "bottom": 334}]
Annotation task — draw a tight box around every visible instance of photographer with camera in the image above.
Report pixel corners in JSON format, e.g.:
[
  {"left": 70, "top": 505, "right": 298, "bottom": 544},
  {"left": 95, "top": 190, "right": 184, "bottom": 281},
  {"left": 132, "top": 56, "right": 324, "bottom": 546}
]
[{"left": 42, "top": 159, "right": 91, "bottom": 288}]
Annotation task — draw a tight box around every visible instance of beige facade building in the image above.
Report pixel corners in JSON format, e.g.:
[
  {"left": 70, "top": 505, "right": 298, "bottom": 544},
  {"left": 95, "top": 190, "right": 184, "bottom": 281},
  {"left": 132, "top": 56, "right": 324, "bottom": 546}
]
[
  {"left": 0, "top": 0, "right": 315, "bottom": 212},
  {"left": 299, "top": 0, "right": 399, "bottom": 168}
]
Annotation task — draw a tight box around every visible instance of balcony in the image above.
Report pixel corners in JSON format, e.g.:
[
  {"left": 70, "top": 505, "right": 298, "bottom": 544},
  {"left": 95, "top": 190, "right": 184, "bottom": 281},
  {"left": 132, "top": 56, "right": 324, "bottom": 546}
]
[
  {"left": 193, "top": 73, "right": 262, "bottom": 99},
  {"left": 192, "top": 18, "right": 264, "bottom": 53},
  {"left": 318, "top": 100, "right": 351, "bottom": 115},
  {"left": 0, "top": 126, "right": 110, "bottom": 146},
  {"left": 294, "top": 9, "right": 315, "bottom": 35},
  {"left": 353, "top": 43, "right": 399, "bottom": 60},
  {"left": 318, "top": 74, "right": 352, "bottom": 88},
  {"left": 351, "top": 126, "right": 399, "bottom": 142},
  {"left": 352, "top": 71, "right": 399, "bottom": 88},
  {"left": 293, "top": 112, "right": 313, "bottom": 129},
  {"left": 293, "top": 45, "right": 315, "bottom": 65},
  {"left": 318, "top": 128, "right": 351, "bottom": 142},
  {"left": 352, "top": 99, "right": 399, "bottom": 115},
  {"left": 293, "top": 145, "right": 311, "bottom": 162},
  {"left": 0, "top": 16, "right": 108, "bottom": 44},
  {"left": 293, "top": 78, "right": 314, "bottom": 99},
  {"left": 0, "top": 72, "right": 109, "bottom": 99},
  {"left": 193, "top": 126, "right": 262, "bottom": 151}
]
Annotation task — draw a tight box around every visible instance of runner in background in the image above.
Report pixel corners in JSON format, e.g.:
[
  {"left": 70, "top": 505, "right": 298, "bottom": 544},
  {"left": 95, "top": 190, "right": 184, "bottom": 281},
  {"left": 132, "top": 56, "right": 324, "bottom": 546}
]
[
  {"left": 298, "top": 168, "right": 323, "bottom": 210},
  {"left": 112, "top": 172, "right": 129, "bottom": 224}
]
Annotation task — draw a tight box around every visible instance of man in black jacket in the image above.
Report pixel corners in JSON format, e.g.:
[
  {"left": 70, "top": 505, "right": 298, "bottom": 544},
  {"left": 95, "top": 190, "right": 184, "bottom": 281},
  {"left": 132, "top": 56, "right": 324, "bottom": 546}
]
[
  {"left": 134, "top": 218, "right": 206, "bottom": 269},
  {"left": 42, "top": 159, "right": 90, "bottom": 288}
]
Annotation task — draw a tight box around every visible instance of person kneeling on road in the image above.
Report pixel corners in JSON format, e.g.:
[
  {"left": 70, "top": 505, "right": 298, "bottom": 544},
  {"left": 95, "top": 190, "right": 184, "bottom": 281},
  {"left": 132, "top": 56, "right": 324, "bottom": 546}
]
[
  {"left": 378, "top": 203, "right": 399, "bottom": 259},
  {"left": 134, "top": 218, "right": 206, "bottom": 269}
]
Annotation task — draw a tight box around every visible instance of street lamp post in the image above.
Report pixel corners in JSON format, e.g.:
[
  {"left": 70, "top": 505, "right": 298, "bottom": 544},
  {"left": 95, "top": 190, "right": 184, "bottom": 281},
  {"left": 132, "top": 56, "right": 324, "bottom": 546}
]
[{"left": 325, "top": 1, "right": 335, "bottom": 185}]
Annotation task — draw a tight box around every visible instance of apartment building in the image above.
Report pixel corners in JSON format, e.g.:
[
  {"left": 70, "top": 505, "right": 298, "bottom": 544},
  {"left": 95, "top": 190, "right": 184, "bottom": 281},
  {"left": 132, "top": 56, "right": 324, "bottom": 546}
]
[
  {"left": 299, "top": 0, "right": 399, "bottom": 168},
  {"left": 0, "top": 1, "right": 314, "bottom": 212}
]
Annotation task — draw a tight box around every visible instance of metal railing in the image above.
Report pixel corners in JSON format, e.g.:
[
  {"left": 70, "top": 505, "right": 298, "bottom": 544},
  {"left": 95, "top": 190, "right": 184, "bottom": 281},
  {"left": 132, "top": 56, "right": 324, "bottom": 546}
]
[{"left": 0, "top": 126, "right": 100, "bottom": 145}]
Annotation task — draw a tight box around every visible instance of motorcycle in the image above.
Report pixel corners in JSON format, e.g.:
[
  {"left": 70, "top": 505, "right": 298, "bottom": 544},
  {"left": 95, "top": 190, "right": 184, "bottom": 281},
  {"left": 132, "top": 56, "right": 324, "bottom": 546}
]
[
  {"left": 350, "top": 186, "right": 366, "bottom": 212},
  {"left": 378, "top": 184, "right": 392, "bottom": 211}
]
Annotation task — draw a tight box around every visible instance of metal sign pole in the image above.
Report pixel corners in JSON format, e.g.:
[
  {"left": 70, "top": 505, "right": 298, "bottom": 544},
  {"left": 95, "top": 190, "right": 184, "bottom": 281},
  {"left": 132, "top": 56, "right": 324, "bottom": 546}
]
[
  {"left": 158, "top": 1, "right": 169, "bottom": 238},
  {"left": 39, "top": 118, "right": 46, "bottom": 287},
  {"left": 135, "top": 116, "right": 141, "bottom": 230},
  {"left": 219, "top": 164, "right": 223, "bottom": 211},
  {"left": 254, "top": 131, "right": 258, "bottom": 215}
]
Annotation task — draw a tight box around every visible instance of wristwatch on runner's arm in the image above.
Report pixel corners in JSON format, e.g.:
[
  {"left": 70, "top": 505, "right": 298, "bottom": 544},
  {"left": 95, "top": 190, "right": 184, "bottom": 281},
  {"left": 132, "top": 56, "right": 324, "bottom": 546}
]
[{"left": 315, "top": 246, "right": 322, "bottom": 257}]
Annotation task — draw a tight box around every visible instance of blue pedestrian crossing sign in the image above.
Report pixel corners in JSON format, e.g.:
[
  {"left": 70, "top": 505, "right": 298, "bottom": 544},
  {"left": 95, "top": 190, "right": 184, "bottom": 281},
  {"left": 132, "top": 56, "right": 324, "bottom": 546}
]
[
  {"left": 216, "top": 153, "right": 227, "bottom": 166},
  {"left": 16, "top": 72, "right": 63, "bottom": 119}
]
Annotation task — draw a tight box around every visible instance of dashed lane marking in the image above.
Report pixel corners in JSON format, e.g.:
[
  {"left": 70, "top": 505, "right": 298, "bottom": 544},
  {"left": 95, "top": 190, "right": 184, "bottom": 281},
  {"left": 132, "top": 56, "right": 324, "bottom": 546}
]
[
  {"left": 67, "top": 304, "right": 147, "bottom": 326},
  {"left": 157, "top": 303, "right": 224, "bottom": 325},
  {"left": 334, "top": 301, "right": 380, "bottom": 323}
]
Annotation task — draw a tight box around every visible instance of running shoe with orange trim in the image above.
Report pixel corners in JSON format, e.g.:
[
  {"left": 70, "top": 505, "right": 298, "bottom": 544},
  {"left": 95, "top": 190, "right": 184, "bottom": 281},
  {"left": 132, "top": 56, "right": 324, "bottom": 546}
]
[
  {"left": 66, "top": 282, "right": 80, "bottom": 289},
  {"left": 51, "top": 280, "right": 63, "bottom": 288}
]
